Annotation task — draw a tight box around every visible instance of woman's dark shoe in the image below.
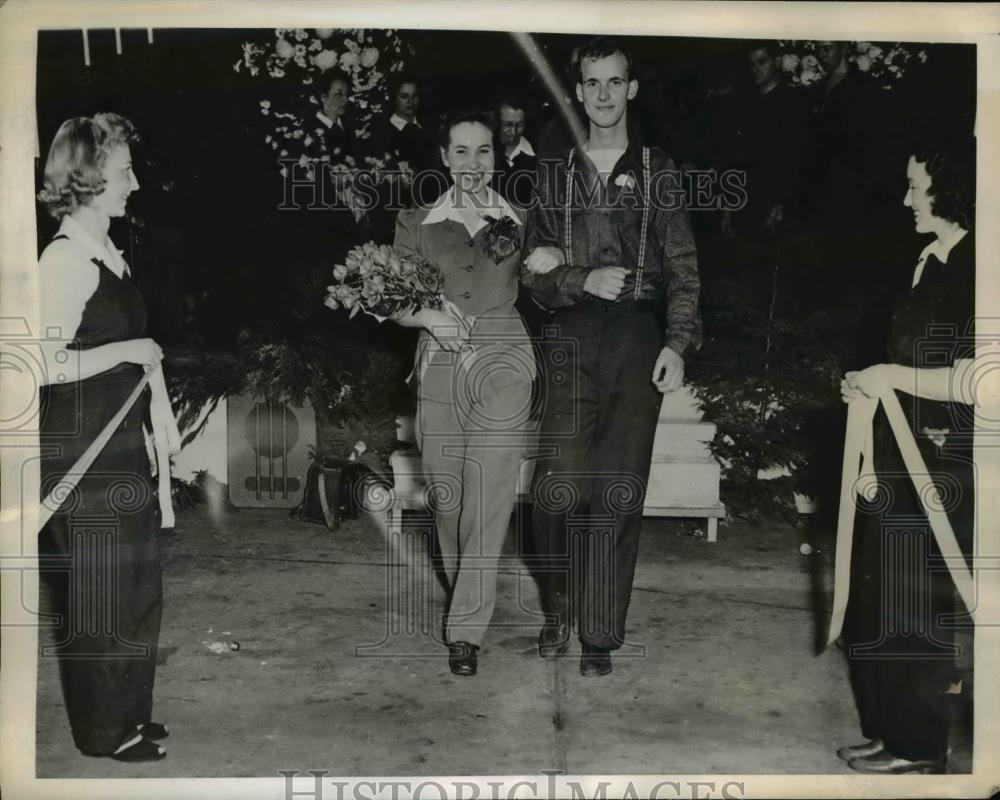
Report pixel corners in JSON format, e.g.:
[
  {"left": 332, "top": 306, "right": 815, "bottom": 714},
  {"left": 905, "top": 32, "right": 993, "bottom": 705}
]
[
  {"left": 138, "top": 722, "right": 169, "bottom": 741},
  {"left": 579, "top": 643, "right": 612, "bottom": 677},
  {"left": 110, "top": 735, "right": 166, "bottom": 763},
  {"left": 448, "top": 641, "right": 479, "bottom": 676},
  {"left": 836, "top": 738, "right": 883, "bottom": 761},
  {"left": 538, "top": 613, "right": 571, "bottom": 659},
  {"left": 847, "top": 751, "right": 946, "bottom": 774}
]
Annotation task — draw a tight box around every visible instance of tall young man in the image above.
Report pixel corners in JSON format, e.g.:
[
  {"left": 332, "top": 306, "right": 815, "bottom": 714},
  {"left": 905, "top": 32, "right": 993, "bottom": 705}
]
[{"left": 523, "top": 37, "right": 701, "bottom": 677}]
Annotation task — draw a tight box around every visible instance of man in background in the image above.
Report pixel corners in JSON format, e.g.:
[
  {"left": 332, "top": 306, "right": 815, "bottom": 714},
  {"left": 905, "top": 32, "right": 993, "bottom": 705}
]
[
  {"left": 718, "top": 41, "right": 806, "bottom": 313},
  {"left": 494, "top": 95, "right": 537, "bottom": 208}
]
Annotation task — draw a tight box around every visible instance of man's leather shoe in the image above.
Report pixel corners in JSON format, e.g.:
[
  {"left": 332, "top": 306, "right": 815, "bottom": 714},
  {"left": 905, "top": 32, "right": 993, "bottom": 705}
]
[
  {"left": 836, "top": 738, "right": 884, "bottom": 761},
  {"left": 579, "top": 644, "right": 612, "bottom": 677},
  {"left": 847, "top": 751, "right": 946, "bottom": 774},
  {"left": 448, "top": 641, "right": 478, "bottom": 676},
  {"left": 538, "top": 614, "right": 570, "bottom": 659}
]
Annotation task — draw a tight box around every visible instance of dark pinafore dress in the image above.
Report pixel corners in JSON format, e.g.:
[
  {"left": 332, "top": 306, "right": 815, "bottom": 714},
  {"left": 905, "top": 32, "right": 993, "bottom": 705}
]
[
  {"left": 844, "top": 233, "right": 975, "bottom": 762},
  {"left": 38, "top": 233, "right": 163, "bottom": 756}
]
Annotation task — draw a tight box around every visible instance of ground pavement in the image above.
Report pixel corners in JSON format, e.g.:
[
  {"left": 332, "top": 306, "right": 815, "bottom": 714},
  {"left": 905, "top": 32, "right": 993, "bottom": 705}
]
[{"left": 34, "top": 505, "right": 973, "bottom": 778}]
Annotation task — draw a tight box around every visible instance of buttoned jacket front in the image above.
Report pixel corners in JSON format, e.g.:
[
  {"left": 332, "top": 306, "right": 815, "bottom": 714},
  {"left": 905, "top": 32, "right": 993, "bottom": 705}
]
[{"left": 394, "top": 194, "right": 536, "bottom": 403}]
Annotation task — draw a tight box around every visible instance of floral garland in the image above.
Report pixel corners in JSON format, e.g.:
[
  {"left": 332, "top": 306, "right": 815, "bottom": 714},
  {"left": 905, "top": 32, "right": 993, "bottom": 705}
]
[
  {"left": 777, "top": 41, "right": 927, "bottom": 90},
  {"left": 234, "top": 28, "right": 414, "bottom": 179}
]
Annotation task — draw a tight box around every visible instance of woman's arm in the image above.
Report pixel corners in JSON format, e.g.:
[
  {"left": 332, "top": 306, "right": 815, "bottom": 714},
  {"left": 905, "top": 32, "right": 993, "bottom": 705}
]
[
  {"left": 521, "top": 158, "right": 592, "bottom": 308},
  {"left": 39, "top": 340, "right": 163, "bottom": 385},
  {"left": 390, "top": 209, "right": 471, "bottom": 351},
  {"left": 37, "top": 245, "right": 162, "bottom": 385},
  {"left": 842, "top": 361, "right": 977, "bottom": 405}
]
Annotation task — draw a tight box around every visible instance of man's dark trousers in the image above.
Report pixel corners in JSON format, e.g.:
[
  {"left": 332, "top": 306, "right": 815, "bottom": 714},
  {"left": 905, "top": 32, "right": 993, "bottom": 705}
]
[{"left": 532, "top": 296, "right": 663, "bottom": 650}]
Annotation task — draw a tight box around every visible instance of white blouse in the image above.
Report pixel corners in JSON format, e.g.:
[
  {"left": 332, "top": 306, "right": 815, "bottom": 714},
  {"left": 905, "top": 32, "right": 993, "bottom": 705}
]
[{"left": 38, "top": 216, "right": 130, "bottom": 342}]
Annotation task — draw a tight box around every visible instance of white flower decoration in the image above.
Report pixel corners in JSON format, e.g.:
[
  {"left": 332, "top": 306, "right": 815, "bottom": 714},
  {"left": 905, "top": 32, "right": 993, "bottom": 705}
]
[
  {"left": 238, "top": 28, "right": 410, "bottom": 181},
  {"left": 312, "top": 49, "right": 338, "bottom": 70}
]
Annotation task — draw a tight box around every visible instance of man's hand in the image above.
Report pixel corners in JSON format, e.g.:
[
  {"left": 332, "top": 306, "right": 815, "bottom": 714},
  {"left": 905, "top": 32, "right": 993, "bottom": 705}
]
[
  {"left": 651, "top": 346, "right": 684, "bottom": 393},
  {"left": 583, "top": 267, "right": 629, "bottom": 300},
  {"left": 524, "top": 246, "right": 565, "bottom": 275}
]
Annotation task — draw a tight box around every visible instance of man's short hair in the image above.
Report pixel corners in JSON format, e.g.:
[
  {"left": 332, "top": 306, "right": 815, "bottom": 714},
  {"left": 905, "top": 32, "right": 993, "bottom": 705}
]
[
  {"left": 575, "top": 36, "right": 633, "bottom": 84},
  {"left": 497, "top": 95, "right": 528, "bottom": 116},
  {"left": 389, "top": 72, "right": 418, "bottom": 96},
  {"left": 319, "top": 70, "right": 350, "bottom": 97},
  {"left": 747, "top": 40, "right": 778, "bottom": 59}
]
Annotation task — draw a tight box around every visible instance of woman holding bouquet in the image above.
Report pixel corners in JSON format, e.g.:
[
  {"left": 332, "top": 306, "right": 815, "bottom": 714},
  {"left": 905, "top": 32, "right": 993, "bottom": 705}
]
[
  {"left": 390, "top": 110, "right": 535, "bottom": 676},
  {"left": 837, "top": 138, "right": 975, "bottom": 774}
]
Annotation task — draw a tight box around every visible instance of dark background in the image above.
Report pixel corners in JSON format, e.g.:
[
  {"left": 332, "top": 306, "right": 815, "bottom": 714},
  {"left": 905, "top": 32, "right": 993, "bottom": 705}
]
[{"left": 35, "top": 28, "right": 976, "bottom": 351}]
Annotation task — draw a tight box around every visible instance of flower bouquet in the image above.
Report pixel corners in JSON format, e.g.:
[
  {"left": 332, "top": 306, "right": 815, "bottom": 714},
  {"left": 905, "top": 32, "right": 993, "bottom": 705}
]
[
  {"left": 325, "top": 242, "right": 447, "bottom": 320},
  {"left": 326, "top": 243, "right": 478, "bottom": 385}
]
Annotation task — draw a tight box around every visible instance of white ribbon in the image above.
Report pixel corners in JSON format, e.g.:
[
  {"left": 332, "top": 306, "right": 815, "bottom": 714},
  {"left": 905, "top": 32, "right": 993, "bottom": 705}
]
[
  {"left": 147, "top": 365, "right": 182, "bottom": 528},
  {"left": 828, "top": 391, "right": 976, "bottom": 644},
  {"left": 39, "top": 365, "right": 181, "bottom": 532}
]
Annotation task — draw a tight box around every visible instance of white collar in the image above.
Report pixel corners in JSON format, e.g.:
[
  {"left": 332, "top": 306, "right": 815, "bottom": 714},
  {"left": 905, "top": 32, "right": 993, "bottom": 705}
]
[
  {"left": 422, "top": 185, "right": 522, "bottom": 237},
  {"left": 390, "top": 113, "right": 419, "bottom": 131},
  {"left": 912, "top": 228, "right": 968, "bottom": 288},
  {"left": 507, "top": 136, "right": 535, "bottom": 164},
  {"left": 316, "top": 111, "right": 343, "bottom": 130},
  {"left": 59, "top": 215, "right": 129, "bottom": 278}
]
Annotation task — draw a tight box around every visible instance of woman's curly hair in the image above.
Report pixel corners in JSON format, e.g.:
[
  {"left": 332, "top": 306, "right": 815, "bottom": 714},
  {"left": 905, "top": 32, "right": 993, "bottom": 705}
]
[
  {"left": 37, "top": 112, "right": 139, "bottom": 220},
  {"left": 912, "top": 137, "right": 975, "bottom": 231}
]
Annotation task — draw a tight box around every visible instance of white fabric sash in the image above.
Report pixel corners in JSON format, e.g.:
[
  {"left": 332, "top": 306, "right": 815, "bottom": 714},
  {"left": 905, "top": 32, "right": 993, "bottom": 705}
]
[
  {"left": 828, "top": 390, "right": 976, "bottom": 643},
  {"left": 39, "top": 365, "right": 181, "bottom": 531}
]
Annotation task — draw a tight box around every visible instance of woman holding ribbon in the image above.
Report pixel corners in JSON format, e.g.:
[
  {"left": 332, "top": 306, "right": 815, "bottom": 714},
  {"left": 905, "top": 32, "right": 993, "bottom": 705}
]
[
  {"left": 389, "top": 110, "right": 535, "bottom": 676},
  {"left": 37, "top": 113, "right": 177, "bottom": 762},
  {"left": 836, "top": 138, "right": 975, "bottom": 774}
]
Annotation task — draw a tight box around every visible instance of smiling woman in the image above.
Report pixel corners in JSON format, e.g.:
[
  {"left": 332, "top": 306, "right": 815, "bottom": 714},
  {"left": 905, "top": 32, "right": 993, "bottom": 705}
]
[
  {"left": 36, "top": 112, "right": 172, "bottom": 764},
  {"left": 837, "top": 137, "right": 975, "bottom": 775},
  {"left": 385, "top": 109, "right": 536, "bottom": 677}
]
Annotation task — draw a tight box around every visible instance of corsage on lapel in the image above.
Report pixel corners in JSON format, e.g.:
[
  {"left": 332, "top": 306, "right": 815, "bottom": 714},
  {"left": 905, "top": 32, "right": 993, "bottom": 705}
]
[
  {"left": 482, "top": 215, "right": 520, "bottom": 264},
  {"left": 614, "top": 173, "right": 637, "bottom": 190}
]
